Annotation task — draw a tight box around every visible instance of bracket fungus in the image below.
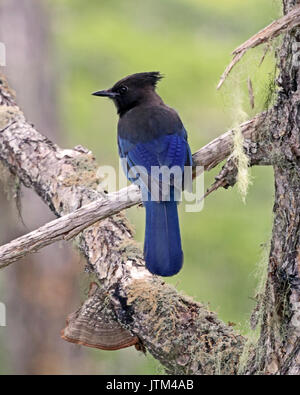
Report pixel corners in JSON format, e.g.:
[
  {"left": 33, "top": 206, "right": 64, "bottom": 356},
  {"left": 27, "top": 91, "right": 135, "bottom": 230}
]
[{"left": 61, "top": 283, "right": 139, "bottom": 351}]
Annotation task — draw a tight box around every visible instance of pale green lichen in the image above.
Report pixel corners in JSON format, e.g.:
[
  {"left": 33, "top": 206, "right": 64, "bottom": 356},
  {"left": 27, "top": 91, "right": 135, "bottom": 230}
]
[
  {"left": 231, "top": 94, "right": 252, "bottom": 202},
  {"left": 126, "top": 279, "right": 244, "bottom": 375}
]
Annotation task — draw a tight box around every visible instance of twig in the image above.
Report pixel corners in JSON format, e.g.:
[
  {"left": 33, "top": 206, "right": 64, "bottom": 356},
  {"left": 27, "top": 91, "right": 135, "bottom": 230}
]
[
  {"left": 217, "top": 5, "right": 300, "bottom": 89},
  {"left": 248, "top": 77, "right": 255, "bottom": 109}
]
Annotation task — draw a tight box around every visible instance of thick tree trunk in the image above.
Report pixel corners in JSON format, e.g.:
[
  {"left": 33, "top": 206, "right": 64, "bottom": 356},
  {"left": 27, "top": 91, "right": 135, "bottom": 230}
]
[{"left": 243, "top": 0, "right": 300, "bottom": 375}]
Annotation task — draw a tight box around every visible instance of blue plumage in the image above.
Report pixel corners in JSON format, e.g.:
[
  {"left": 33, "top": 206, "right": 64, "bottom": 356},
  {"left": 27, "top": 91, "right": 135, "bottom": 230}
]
[
  {"left": 118, "top": 108, "right": 192, "bottom": 276},
  {"left": 144, "top": 198, "right": 182, "bottom": 276},
  {"left": 93, "top": 72, "right": 193, "bottom": 276}
]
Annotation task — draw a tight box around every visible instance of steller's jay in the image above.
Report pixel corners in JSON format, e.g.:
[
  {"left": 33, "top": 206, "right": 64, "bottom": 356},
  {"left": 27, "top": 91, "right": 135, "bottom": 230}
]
[{"left": 92, "top": 72, "right": 192, "bottom": 276}]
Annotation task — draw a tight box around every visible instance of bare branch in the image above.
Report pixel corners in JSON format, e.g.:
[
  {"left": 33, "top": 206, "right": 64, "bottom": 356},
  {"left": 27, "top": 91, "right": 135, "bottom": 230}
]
[
  {"left": 217, "top": 5, "right": 300, "bottom": 89},
  {"left": 192, "top": 113, "right": 265, "bottom": 169},
  {"left": 248, "top": 78, "right": 255, "bottom": 109},
  {"left": 0, "top": 186, "right": 140, "bottom": 269},
  {"left": 217, "top": 50, "right": 246, "bottom": 91},
  {"left": 204, "top": 156, "right": 238, "bottom": 199}
]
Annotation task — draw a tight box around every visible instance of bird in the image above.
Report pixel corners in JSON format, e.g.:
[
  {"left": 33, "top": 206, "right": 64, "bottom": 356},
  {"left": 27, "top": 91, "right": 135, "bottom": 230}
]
[{"left": 92, "top": 72, "right": 192, "bottom": 276}]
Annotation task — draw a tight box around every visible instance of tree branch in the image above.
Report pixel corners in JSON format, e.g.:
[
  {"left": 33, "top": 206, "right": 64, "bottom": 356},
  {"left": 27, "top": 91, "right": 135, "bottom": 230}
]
[
  {"left": 0, "top": 185, "right": 140, "bottom": 268},
  {"left": 217, "top": 4, "right": 300, "bottom": 89}
]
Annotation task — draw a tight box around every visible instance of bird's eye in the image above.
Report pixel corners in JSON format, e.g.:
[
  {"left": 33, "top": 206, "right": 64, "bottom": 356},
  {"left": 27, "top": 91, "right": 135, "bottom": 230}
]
[{"left": 117, "top": 85, "right": 128, "bottom": 94}]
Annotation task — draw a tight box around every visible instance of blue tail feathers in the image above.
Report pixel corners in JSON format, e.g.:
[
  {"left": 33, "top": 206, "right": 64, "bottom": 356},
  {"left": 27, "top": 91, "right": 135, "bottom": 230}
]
[{"left": 143, "top": 199, "right": 183, "bottom": 276}]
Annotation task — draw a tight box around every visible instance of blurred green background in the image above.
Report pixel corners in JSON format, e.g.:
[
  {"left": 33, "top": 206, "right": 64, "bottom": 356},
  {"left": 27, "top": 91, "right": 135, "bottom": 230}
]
[{"left": 0, "top": 0, "right": 280, "bottom": 374}]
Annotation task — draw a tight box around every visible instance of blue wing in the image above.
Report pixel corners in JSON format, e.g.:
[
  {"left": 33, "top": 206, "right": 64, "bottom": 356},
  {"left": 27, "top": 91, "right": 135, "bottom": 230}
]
[
  {"left": 117, "top": 106, "right": 192, "bottom": 276},
  {"left": 118, "top": 129, "right": 192, "bottom": 201}
]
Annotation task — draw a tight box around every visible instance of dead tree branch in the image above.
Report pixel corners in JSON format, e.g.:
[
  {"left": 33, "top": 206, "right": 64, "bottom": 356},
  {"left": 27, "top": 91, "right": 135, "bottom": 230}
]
[
  {"left": 0, "top": 185, "right": 140, "bottom": 268},
  {"left": 217, "top": 4, "right": 300, "bottom": 89}
]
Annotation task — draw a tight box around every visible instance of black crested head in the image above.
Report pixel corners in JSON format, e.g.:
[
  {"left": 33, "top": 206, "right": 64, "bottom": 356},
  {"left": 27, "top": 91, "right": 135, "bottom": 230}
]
[
  {"left": 112, "top": 71, "right": 163, "bottom": 90},
  {"left": 92, "top": 72, "right": 164, "bottom": 116}
]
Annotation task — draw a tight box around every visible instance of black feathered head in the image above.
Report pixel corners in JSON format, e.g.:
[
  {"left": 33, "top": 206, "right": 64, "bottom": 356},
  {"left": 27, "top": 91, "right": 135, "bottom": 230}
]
[
  {"left": 92, "top": 72, "right": 164, "bottom": 116},
  {"left": 112, "top": 72, "right": 163, "bottom": 90}
]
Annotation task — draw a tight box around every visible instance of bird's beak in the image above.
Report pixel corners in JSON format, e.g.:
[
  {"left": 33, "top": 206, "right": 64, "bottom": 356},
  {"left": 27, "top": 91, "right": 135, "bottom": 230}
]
[{"left": 92, "top": 89, "right": 119, "bottom": 98}]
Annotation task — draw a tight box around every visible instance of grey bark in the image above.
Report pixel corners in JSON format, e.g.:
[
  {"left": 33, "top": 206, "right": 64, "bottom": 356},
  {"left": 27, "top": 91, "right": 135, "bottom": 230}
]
[{"left": 243, "top": 0, "right": 300, "bottom": 375}]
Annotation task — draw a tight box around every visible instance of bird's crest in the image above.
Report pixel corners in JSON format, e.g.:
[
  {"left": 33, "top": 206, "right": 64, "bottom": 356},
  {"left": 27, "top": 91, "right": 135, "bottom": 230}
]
[{"left": 112, "top": 72, "right": 163, "bottom": 90}]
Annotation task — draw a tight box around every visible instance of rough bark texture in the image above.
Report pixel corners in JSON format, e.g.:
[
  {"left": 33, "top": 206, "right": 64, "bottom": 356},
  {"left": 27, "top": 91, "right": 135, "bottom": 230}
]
[
  {"left": 0, "top": 0, "right": 299, "bottom": 375},
  {"left": 243, "top": 0, "right": 300, "bottom": 375}
]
